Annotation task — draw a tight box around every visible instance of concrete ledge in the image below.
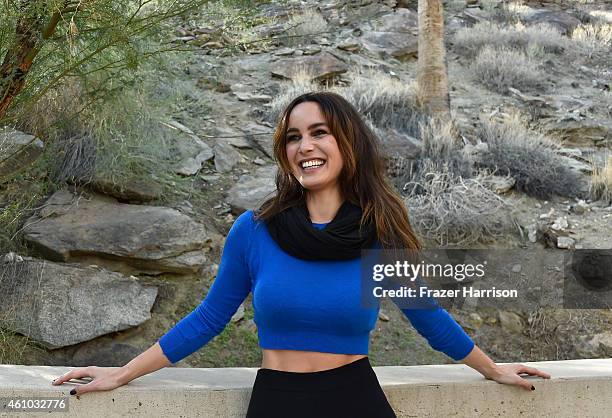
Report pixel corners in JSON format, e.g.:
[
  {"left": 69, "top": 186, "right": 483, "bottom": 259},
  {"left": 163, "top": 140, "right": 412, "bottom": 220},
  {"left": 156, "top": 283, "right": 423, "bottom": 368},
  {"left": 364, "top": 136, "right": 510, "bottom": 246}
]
[{"left": 1, "top": 359, "right": 611, "bottom": 417}]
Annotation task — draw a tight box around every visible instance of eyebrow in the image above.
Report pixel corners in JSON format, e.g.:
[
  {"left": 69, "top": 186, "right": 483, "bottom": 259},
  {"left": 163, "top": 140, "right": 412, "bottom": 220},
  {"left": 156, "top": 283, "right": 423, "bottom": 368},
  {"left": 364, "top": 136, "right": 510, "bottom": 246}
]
[{"left": 286, "top": 122, "right": 328, "bottom": 133}]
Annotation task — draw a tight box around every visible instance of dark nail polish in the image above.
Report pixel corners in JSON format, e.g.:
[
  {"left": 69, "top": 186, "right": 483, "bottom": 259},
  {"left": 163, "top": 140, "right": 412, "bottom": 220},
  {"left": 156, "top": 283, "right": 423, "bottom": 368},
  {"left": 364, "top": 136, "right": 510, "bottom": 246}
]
[
  {"left": 70, "top": 389, "right": 76, "bottom": 395},
  {"left": 531, "top": 386, "right": 535, "bottom": 391}
]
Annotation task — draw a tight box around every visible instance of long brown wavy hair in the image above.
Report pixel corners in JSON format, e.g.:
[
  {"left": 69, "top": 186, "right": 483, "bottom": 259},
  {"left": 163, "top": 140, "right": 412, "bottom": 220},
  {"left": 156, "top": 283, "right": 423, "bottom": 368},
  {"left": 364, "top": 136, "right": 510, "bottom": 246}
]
[{"left": 255, "top": 91, "right": 422, "bottom": 251}]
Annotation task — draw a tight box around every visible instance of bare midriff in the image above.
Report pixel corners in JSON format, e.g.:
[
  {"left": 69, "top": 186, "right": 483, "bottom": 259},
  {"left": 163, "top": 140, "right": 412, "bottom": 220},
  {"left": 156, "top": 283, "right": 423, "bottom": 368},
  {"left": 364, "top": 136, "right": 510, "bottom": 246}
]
[{"left": 261, "top": 349, "right": 367, "bottom": 372}]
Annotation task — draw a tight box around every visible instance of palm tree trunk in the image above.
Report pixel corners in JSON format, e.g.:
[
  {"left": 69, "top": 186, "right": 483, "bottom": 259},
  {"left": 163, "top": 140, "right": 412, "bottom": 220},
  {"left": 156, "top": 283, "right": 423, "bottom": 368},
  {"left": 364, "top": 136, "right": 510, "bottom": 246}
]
[{"left": 417, "top": 0, "right": 451, "bottom": 122}]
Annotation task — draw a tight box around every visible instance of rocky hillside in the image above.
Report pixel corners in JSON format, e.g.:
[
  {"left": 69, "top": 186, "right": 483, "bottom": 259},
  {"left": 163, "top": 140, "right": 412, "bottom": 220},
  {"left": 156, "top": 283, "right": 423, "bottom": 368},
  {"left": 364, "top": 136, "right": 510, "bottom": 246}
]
[{"left": 0, "top": 0, "right": 610, "bottom": 368}]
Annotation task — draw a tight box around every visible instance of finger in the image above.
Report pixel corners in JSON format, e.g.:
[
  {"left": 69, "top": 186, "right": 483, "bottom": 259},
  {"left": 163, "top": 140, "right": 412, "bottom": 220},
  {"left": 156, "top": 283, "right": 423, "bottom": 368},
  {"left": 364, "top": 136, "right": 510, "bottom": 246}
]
[
  {"left": 518, "top": 365, "right": 551, "bottom": 379},
  {"left": 71, "top": 381, "right": 99, "bottom": 396},
  {"left": 52, "top": 367, "right": 94, "bottom": 385},
  {"left": 518, "top": 377, "right": 535, "bottom": 391}
]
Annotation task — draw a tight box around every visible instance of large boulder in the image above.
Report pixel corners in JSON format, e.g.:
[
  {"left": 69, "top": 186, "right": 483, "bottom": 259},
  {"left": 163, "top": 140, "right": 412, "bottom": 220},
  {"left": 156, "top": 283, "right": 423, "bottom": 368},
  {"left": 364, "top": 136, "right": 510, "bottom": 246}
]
[
  {"left": 226, "top": 165, "right": 277, "bottom": 213},
  {"left": 360, "top": 9, "right": 419, "bottom": 60},
  {"left": 271, "top": 51, "right": 348, "bottom": 82},
  {"left": 0, "top": 129, "right": 44, "bottom": 178},
  {"left": 523, "top": 10, "right": 581, "bottom": 36},
  {"left": 23, "top": 190, "right": 211, "bottom": 274},
  {"left": 0, "top": 255, "right": 157, "bottom": 349}
]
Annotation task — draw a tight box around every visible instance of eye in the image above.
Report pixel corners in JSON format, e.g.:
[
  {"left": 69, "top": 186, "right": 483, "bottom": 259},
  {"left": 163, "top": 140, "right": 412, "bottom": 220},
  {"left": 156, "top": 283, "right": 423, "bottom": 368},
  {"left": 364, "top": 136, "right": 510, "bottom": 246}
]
[
  {"left": 313, "top": 130, "right": 327, "bottom": 137},
  {"left": 286, "top": 135, "right": 300, "bottom": 142}
]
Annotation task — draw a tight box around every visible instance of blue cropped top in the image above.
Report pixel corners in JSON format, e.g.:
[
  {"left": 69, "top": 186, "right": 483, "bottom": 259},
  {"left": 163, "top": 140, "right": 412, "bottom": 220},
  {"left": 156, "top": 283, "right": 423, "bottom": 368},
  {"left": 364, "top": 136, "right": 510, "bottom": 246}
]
[{"left": 158, "top": 210, "right": 475, "bottom": 364}]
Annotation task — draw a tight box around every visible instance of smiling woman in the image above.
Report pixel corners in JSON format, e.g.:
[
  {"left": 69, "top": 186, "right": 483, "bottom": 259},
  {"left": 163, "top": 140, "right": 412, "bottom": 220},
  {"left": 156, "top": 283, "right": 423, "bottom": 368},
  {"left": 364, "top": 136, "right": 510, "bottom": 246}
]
[
  {"left": 51, "top": 91, "right": 551, "bottom": 418},
  {"left": 284, "top": 102, "right": 344, "bottom": 197}
]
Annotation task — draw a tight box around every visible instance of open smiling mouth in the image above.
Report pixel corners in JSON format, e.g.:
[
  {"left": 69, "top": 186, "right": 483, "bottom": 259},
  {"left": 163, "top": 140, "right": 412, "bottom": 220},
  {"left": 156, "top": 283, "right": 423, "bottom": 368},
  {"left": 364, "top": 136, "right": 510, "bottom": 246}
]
[{"left": 300, "top": 159, "right": 326, "bottom": 172}]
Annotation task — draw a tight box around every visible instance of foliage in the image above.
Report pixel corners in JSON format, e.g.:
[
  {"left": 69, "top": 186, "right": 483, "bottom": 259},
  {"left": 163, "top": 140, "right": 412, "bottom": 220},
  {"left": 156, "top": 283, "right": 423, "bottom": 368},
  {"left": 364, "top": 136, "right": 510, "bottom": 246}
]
[{"left": 476, "top": 114, "right": 585, "bottom": 199}]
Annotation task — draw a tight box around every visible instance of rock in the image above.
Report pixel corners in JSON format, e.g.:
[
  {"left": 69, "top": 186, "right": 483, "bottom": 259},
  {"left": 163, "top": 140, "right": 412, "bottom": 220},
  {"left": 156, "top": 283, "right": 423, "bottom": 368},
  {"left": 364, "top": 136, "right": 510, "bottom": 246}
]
[
  {"left": 230, "top": 83, "right": 273, "bottom": 102},
  {"left": 337, "top": 39, "right": 360, "bottom": 52},
  {"left": 511, "top": 264, "right": 522, "bottom": 273},
  {"left": 231, "top": 304, "right": 245, "bottom": 323},
  {"left": 571, "top": 199, "right": 589, "bottom": 215},
  {"left": 539, "top": 208, "right": 555, "bottom": 219},
  {"left": 557, "top": 236, "right": 575, "bottom": 249},
  {"left": 360, "top": 9, "right": 419, "bottom": 61},
  {"left": 0, "top": 129, "right": 44, "bottom": 178},
  {"left": 175, "top": 146, "right": 215, "bottom": 176},
  {"left": 523, "top": 10, "right": 581, "bottom": 36},
  {"left": 485, "top": 175, "right": 516, "bottom": 194},
  {"left": 213, "top": 140, "right": 241, "bottom": 173},
  {"left": 271, "top": 51, "right": 348, "bottom": 82},
  {"left": 381, "top": 128, "right": 422, "bottom": 158},
  {"left": 301, "top": 45, "right": 322, "bottom": 55},
  {"left": 88, "top": 175, "right": 162, "bottom": 202},
  {"left": 273, "top": 47, "right": 295, "bottom": 56},
  {"left": 545, "top": 118, "right": 611, "bottom": 147},
  {"left": 253, "top": 157, "right": 266, "bottom": 165},
  {"left": 226, "top": 165, "right": 277, "bottom": 213},
  {"left": 197, "top": 75, "right": 231, "bottom": 93},
  {"left": 527, "top": 223, "right": 538, "bottom": 243},
  {"left": 23, "top": 190, "right": 210, "bottom": 274},
  {"left": 469, "top": 312, "right": 483, "bottom": 328},
  {"left": 0, "top": 256, "right": 157, "bottom": 349},
  {"left": 201, "top": 173, "right": 220, "bottom": 182},
  {"left": 559, "top": 155, "right": 592, "bottom": 174},
  {"left": 558, "top": 148, "right": 582, "bottom": 158},
  {"left": 589, "top": 332, "right": 612, "bottom": 357},
  {"left": 378, "top": 311, "right": 390, "bottom": 322},
  {"left": 551, "top": 216, "right": 569, "bottom": 231},
  {"left": 241, "top": 122, "right": 274, "bottom": 158},
  {"left": 498, "top": 311, "right": 523, "bottom": 333},
  {"left": 213, "top": 126, "right": 251, "bottom": 149}
]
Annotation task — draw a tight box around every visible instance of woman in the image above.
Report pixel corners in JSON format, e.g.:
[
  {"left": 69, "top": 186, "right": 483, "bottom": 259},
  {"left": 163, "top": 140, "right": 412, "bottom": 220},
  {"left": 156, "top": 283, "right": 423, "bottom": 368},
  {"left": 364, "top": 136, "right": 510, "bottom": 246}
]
[{"left": 52, "top": 92, "right": 550, "bottom": 417}]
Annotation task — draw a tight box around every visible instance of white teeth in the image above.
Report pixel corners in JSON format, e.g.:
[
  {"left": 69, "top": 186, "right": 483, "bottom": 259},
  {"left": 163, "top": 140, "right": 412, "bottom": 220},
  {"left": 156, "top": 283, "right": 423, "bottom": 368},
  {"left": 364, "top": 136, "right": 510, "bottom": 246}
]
[{"left": 301, "top": 159, "right": 325, "bottom": 169}]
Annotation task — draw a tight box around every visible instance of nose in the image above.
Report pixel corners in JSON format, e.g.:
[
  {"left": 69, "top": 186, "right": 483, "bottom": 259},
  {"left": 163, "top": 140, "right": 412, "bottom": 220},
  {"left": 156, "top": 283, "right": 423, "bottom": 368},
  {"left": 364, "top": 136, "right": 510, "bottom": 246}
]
[{"left": 298, "top": 134, "right": 315, "bottom": 153}]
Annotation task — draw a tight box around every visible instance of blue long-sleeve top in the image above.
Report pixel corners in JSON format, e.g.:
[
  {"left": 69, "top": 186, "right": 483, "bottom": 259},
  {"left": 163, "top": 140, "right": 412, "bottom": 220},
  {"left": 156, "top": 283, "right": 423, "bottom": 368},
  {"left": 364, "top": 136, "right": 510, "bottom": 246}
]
[{"left": 158, "top": 210, "right": 475, "bottom": 364}]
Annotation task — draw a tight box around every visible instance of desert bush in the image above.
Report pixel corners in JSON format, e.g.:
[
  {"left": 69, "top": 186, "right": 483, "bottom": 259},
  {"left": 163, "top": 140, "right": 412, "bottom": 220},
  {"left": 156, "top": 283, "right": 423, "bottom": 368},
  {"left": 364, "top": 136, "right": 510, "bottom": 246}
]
[
  {"left": 335, "top": 70, "right": 427, "bottom": 139},
  {"left": 471, "top": 46, "right": 545, "bottom": 94},
  {"left": 405, "top": 162, "right": 514, "bottom": 246},
  {"left": 589, "top": 153, "right": 612, "bottom": 204},
  {"left": 572, "top": 22, "right": 612, "bottom": 58},
  {"left": 453, "top": 22, "right": 568, "bottom": 58},
  {"left": 476, "top": 114, "right": 584, "bottom": 199},
  {"left": 402, "top": 120, "right": 472, "bottom": 194}
]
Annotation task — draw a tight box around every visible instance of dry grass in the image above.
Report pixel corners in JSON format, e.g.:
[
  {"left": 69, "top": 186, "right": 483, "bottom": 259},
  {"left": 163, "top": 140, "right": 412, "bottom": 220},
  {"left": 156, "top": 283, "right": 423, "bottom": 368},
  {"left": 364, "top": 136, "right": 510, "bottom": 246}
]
[
  {"left": 335, "top": 69, "right": 426, "bottom": 139},
  {"left": 453, "top": 22, "right": 569, "bottom": 58},
  {"left": 398, "top": 121, "right": 514, "bottom": 247},
  {"left": 572, "top": 22, "right": 612, "bottom": 58},
  {"left": 589, "top": 153, "right": 612, "bottom": 204},
  {"left": 471, "top": 46, "right": 545, "bottom": 94},
  {"left": 405, "top": 163, "right": 514, "bottom": 247},
  {"left": 477, "top": 114, "right": 585, "bottom": 199}
]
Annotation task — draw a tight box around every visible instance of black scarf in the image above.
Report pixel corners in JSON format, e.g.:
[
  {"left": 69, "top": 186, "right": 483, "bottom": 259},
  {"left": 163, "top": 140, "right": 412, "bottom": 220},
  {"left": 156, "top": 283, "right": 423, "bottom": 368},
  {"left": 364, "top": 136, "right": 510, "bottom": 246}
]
[{"left": 264, "top": 200, "right": 378, "bottom": 261}]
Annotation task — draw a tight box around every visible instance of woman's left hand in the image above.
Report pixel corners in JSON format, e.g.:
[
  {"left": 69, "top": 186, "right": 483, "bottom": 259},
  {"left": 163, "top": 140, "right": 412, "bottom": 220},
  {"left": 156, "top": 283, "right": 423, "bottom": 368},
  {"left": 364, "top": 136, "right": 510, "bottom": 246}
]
[{"left": 486, "top": 363, "right": 551, "bottom": 391}]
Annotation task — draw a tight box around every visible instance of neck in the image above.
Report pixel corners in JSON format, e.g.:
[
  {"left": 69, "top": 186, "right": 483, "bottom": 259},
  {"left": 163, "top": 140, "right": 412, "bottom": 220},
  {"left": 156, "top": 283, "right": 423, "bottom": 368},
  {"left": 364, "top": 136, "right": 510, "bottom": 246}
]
[{"left": 305, "top": 187, "right": 343, "bottom": 223}]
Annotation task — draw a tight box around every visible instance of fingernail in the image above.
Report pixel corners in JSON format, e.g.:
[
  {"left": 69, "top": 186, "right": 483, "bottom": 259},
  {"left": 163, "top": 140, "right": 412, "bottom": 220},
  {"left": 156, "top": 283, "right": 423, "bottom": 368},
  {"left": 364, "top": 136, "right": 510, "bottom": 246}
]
[
  {"left": 531, "top": 386, "right": 535, "bottom": 391},
  {"left": 70, "top": 389, "right": 76, "bottom": 395}
]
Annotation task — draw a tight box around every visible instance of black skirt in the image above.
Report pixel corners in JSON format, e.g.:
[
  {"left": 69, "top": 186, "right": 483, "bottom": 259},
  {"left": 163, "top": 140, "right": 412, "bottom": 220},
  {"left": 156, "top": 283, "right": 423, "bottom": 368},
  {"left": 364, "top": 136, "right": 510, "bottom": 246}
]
[{"left": 246, "top": 356, "right": 397, "bottom": 418}]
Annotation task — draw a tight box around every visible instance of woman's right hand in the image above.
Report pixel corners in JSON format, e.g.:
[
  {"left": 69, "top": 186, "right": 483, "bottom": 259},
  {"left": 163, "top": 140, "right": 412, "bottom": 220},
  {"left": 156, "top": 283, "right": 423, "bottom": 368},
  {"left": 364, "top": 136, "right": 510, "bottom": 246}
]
[{"left": 51, "top": 366, "right": 127, "bottom": 396}]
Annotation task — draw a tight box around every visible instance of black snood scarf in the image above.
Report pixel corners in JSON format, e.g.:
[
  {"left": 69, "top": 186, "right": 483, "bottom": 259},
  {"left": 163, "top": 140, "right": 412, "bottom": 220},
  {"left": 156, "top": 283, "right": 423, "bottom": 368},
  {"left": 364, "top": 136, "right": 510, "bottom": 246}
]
[{"left": 264, "top": 200, "right": 378, "bottom": 261}]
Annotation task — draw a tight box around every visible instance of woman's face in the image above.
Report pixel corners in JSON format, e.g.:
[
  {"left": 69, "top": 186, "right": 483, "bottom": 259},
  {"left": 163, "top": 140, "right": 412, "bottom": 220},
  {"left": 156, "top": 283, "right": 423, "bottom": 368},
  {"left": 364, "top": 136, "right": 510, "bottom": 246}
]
[{"left": 284, "top": 101, "right": 344, "bottom": 193}]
